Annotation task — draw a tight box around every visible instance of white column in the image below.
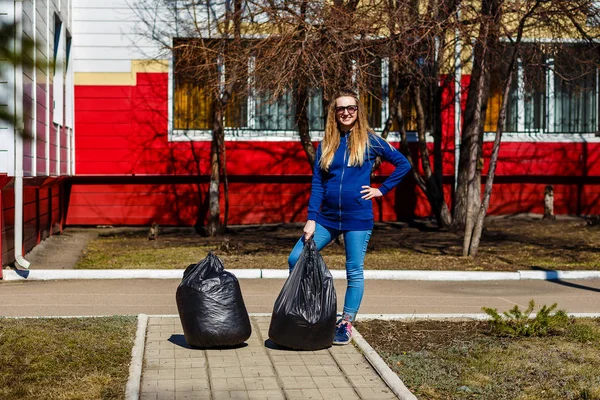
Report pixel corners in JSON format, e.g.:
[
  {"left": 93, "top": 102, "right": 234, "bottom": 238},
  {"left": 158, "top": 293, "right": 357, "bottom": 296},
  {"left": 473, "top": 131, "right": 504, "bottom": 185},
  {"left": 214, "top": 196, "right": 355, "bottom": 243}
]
[
  {"left": 31, "top": 0, "right": 37, "bottom": 176},
  {"left": 247, "top": 56, "right": 256, "bottom": 129},
  {"left": 594, "top": 68, "right": 600, "bottom": 136},
  {"left": 45, "top": 0, "right": 50, "bottom": 175},
  {"left": 14, "top": 0, "right": 31, "bottom": 269},
  {"left": 53, "top": 22, "right": 65, "bottom": 174},
  {"left": 517, "top": 58, "right": 524, "bottom": 132},
  {"left": 167, "top": 48, "right": 174, "bottom": 138},
  {"left": 547, "top": 58, "right": 555, "bottom": 133},
  {"left": 381, "top": 57, "right": 389, "bottom": 131},
  {"left": 65, "top": 39, "right": 74, "bottom": 175}
]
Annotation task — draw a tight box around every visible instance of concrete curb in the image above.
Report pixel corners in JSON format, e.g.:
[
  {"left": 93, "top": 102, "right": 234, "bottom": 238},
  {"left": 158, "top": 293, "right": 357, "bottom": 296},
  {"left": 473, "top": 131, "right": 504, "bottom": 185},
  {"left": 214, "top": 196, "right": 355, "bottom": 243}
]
[
  {"left": 352, "top": 327, "right": 417, "bottom": 400},
  {"left": 518, "top": 270, "right": 600, "bottom": 280},
  {"left": 125, "top": 313, "right": 148, "bottom": 400},
  {"left": 6, "top": 312, "right": 600, "bottom": 319},
  {"left": 4, "top": 268, "right": 600, "bottom": 281},
  {"left": 355, "top": 312, "right": 600, "bottom": 320}
]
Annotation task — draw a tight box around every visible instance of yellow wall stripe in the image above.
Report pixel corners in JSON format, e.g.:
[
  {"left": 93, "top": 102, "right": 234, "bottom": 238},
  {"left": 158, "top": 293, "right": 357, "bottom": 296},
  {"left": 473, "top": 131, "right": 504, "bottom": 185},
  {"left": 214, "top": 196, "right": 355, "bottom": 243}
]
[{"left": 75, "top": 60, "right": 169, "bottom": 86}]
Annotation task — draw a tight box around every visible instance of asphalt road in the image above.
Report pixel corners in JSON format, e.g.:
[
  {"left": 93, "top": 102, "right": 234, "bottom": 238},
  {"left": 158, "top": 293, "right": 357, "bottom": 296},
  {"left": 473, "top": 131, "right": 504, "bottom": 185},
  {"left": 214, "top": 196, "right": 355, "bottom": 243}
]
[{"left": 2, "top": 278, "right": 600, "bottom": 317}]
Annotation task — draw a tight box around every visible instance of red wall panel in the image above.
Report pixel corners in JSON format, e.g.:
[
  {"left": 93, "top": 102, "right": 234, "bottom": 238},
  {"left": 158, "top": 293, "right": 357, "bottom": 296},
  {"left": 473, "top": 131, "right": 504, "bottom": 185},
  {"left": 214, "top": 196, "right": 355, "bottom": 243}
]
[
  {"left": 70, "top": 72, "right": 600, "bottom": 227},
  {"left": 1, "top": 181, "right": 65, "bottom": 267}
]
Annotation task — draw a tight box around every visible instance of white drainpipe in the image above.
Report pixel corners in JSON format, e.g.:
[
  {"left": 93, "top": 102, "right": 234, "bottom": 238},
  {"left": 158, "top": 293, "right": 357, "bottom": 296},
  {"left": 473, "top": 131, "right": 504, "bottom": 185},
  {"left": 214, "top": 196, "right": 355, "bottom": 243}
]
[{"left": 14, "top": 0, "right": 30, "bottom": 269}]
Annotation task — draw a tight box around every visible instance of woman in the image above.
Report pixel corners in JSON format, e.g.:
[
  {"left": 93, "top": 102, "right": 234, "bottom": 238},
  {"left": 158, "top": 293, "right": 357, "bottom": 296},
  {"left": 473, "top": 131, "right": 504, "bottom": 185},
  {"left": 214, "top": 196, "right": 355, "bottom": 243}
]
[{"left": 288, "top": 88, "right": 411, "bottom": 345}]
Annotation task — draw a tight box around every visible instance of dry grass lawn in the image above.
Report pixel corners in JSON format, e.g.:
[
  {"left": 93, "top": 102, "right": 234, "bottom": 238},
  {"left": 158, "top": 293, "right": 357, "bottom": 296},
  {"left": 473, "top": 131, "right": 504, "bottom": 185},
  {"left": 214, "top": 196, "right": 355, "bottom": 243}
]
[
  {"left": 356, "top": 317, "right": 600, "bottom": 400},
  {"left": 75, "top": 217, "right": 600, "bottom": 271},
  {"left": 0, "top": 317, "right": 137, "bottom": 400}
]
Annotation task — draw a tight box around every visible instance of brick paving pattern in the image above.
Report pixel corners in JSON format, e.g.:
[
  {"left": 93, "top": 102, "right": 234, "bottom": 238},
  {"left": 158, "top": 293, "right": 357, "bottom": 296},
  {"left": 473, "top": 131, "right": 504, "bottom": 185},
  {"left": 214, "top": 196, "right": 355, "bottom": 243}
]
[{"left": 140, "top": 316, "right": 397, "bottom": 400}]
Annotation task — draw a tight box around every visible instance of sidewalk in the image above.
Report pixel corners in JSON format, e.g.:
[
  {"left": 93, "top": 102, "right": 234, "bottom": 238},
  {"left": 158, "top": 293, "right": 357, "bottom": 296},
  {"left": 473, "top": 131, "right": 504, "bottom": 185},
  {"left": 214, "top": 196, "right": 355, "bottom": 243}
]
[
  {"left": 140, "top": 316, "right": 397, "bottom": 400},
  {"left": 3, "top": 278, "right": 600, "bottom": 399},
  {"left": 2, "top": 278, "right": 600, "bottom": 317}
]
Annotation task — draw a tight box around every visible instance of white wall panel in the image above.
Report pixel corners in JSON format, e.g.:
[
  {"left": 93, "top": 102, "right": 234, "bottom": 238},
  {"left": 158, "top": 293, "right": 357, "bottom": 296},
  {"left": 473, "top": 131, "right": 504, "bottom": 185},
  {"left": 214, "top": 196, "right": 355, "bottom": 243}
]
[
  {"left": 72, "top": 20, "right": 137, "bottom": 34},
  {"left": 75, "top": 45, "right": 164, "bottom": 60},
  {"left": 36, "top": 3, "right": 48, "bottom": 44},
  {"left": 0, "top": 0, "right": 15, "bottom": 174},
  {"left": 76, "top": 0, "right": 131, "bottom": 8},
  {"left": 72, "top": 0, "right": 169, "bottom": 72},
  {"left": 73, "top": 59, "right": 135, "bottom": 73},
  {"left": 73, "top": 33, "right": 159, "bottom": 49},
  {"left": 73, "top": 7, "right": 141, "bottom": 22}
]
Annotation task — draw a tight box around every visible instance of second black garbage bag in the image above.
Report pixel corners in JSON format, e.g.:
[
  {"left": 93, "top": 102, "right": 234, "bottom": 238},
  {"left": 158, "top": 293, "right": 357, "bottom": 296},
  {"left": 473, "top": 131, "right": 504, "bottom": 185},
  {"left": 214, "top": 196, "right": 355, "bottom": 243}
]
[
  {"left": 268, "top": 239, "right": 337, "bottom": 350},
  {"left": 176, "top": 252, "right": 252, "bottom": 348}
]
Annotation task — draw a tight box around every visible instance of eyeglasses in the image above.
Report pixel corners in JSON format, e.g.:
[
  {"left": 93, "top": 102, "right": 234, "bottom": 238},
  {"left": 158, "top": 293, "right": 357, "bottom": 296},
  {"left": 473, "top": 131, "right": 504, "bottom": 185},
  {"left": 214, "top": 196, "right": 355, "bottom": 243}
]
[{"left": 335, "top": 105, "right": 358, "bottom": 115}]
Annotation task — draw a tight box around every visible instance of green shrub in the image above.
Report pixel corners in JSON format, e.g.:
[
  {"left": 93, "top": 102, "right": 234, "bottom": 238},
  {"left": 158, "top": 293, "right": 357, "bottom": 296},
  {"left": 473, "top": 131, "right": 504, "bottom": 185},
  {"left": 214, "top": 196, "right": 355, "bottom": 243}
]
[{"left": 482, "top": 299, "right": 569, "bottom": 337}]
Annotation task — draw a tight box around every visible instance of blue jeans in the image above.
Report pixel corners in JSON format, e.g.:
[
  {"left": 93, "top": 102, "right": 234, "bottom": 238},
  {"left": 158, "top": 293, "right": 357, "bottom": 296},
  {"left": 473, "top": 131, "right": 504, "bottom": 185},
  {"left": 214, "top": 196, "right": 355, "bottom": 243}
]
[{"left": 288, "top": 223, "right": 372, "bottom": 322}]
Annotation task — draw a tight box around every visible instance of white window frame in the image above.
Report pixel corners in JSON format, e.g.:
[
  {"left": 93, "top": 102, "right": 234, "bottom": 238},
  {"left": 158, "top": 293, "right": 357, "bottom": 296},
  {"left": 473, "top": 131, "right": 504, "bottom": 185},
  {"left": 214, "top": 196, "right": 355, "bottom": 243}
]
[
  {"left": 587, "top": 1, "right": 600, "bottom": 27},
  {"left": 484, "top": 49, "right": 600, "bottom": 144}
]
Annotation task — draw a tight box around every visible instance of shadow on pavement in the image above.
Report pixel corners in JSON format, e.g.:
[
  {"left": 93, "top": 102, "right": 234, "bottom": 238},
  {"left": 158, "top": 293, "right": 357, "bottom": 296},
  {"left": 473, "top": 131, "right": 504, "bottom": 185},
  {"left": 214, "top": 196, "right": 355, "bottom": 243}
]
[
  {"left": 264, "top": 339, "right": 333, "bottom": 352},
  {"left": 168, "top": 334, "right": 191, "bottom": 349},
  {"left": 532, "top": 267, "right": 600, "bottom": 294},
  {"left": 168, "top": 334, "right": 250, "bottom": 350}
]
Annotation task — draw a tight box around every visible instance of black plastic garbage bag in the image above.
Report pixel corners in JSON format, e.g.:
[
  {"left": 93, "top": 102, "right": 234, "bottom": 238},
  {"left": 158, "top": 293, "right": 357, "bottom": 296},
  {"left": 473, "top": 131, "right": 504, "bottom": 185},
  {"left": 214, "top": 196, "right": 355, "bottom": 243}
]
[
  {"left": 268, "top": 239, "right": 337, "bottom": 350},
  {"left": 176, "top": 252, "right": 251, "bottom": 348}
]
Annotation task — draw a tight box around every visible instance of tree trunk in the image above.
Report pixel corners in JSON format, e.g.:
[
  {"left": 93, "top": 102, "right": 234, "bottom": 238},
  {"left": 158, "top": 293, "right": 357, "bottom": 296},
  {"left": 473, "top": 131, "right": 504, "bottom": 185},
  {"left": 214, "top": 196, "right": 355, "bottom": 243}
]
[
  {"left": 379, "top": 0, "right": 455, "bottom": 229},
  {"left": 461, "top": 69, "right": 488, "bottom": 255},
  {"left": 221, "top": 130, "right": 229, "bottom": 229},
  {"left": 466, "top": 0, "right": 542, "bottom": 255},
  {"left": 412, "top": 85, "right": 453, "bottom": 228},
  {"left": 455, "top": 0, "right": 499, "bottom": 234},
  {"left": 207, "top": 101, "right": 224, "bottom": 237},
  {"left": 460, "top": 2, "right": 498, "bottom": 254},
  {"left": 468, "top": 85, "right": 507, "bottom": 255},
  {"left": 295, "top": 81, "right": 316, "bottom": 167}
]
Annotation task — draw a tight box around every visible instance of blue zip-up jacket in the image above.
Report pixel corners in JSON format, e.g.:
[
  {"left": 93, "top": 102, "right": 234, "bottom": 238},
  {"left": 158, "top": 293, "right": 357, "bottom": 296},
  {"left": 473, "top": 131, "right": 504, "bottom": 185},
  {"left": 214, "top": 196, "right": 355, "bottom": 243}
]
[{"left": 307, "top": 132, "right": 411, "bottom": 231}]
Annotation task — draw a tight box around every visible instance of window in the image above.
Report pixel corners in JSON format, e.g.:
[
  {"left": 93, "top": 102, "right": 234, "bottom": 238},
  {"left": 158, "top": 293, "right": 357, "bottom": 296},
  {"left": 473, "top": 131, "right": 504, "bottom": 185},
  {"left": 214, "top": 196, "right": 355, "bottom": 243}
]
[
  {"left": 307, "top": 88, "right": 325, "bottom": 130},
  {"left": 587, "top": 1, "right": 600, "bottom": 27},
  {"left": 171, "top": 46, "right": 410, "bottom": 139},
  {"left": 173, "top": 44, "right": 247, "bottom": 130},
  {"left": 361, "top": 58, "right": 383, "bottom": 129},
  {"left": 552, "top": 51, "right": 597, "bottom": 133},
  {"left": 255, "top": 90, "right": 295, "bottom": 130},
  {"left": 484, "top": 69, "right": 504, "bottom": 132},
  {"left": 486, "top": 44, "right": 598, "bottom": 134},
  {"left": 53, "top": 15, "right": 65, "bottom": 126},
  {"left": 173, "top": 76, "right": 213, "bottom": 130}
]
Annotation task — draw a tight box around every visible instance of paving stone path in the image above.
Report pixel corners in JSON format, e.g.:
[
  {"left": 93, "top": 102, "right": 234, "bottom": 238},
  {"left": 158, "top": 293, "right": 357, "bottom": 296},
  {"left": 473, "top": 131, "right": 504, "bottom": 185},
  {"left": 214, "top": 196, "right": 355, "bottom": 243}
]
[{"left": 140, "top": 316, "right": 397, "bottom": 400}]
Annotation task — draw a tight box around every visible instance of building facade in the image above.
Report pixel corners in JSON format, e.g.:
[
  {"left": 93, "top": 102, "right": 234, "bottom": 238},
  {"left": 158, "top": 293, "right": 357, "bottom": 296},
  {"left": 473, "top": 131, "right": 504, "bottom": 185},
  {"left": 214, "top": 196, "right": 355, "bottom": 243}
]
[{"left": 1, "top": 0, "right": 74, "bottom": 272}]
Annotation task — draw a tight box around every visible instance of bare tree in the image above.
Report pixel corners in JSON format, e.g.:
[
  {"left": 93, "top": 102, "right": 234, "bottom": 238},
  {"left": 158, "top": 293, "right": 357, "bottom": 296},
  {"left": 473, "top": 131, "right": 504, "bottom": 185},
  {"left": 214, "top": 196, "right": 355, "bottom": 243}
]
[
  {"left": 135, "top": 0, "right": 251, "bottom": 236},
  {"left": 375, "top": 0, "right": 457, "bottom": 228},
  {"left": 464, "top": 0, "right": 542, "bottom": 255},
  {"left": 453, "top": 0, "right": 501, "bottom": 232},
  {"left": 134, "top": 0, "right": 600, "bottom": 239},
  {"left": 461, "top": 0, "right": 600, "bottom": 255},
  {"left": 250, "top": 0, "right": 372, "bottom": 166},
  {"left": 135, "top": 0, "right": 379, "bottom": 234}
]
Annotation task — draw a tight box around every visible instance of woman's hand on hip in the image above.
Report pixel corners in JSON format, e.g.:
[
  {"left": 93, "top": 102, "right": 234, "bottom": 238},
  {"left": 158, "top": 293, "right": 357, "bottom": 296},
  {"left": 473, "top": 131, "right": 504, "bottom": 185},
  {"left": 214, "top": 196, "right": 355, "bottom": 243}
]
[
  {"left": 360, "top": 186, "right": 383, "bottom": 200},
  {"left": 303, "top": 220, "right": 316, "bottom": 240}
]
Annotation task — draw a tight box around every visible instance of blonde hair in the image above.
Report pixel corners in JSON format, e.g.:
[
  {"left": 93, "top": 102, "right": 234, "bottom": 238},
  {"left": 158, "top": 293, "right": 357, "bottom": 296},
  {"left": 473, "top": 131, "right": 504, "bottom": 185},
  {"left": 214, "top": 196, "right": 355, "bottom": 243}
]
[{"left": 319, "top": 89, "right": 372, "bottom": 171}]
